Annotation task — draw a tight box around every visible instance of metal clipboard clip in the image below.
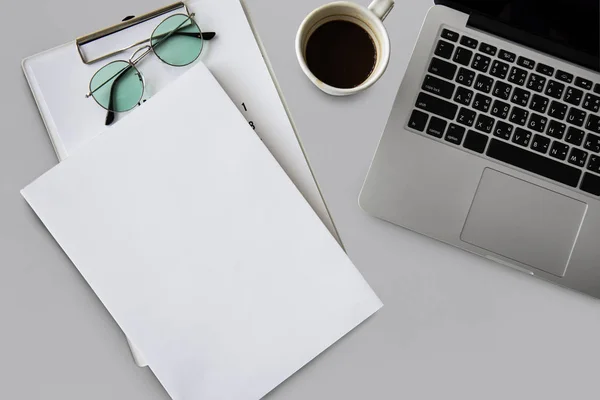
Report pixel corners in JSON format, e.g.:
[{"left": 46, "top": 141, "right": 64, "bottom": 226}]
[{"left": 75, "top": 1, "right": 191, "bottom": 65}]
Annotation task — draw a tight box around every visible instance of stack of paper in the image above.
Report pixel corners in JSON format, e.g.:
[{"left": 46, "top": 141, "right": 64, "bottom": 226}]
[
  {"left": 22, "top": 63, "right": 382, "bottom": 399},
  {"left": 22, "top": 0, "right": 344, "bottom": 366}
]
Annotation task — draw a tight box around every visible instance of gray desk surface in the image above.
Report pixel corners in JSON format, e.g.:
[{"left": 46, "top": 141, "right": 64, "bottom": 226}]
[{"left": 2, "top": 0, "right": 600, "bottom": 398}]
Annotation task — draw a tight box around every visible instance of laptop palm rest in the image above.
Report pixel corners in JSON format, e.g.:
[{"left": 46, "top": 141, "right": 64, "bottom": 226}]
[{"left": 460, "top": 169, "right": 587, "bottom": 277}]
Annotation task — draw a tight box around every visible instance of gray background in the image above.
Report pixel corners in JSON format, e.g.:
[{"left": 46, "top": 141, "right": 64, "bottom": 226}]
[{"left": 2, "top": 0, "right": 600, "bottom": 398}]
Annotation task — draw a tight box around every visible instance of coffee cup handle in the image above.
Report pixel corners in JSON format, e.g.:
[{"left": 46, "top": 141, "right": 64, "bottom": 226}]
[{"left": 368, "top": 0, "right": 394, "bottom": 21}]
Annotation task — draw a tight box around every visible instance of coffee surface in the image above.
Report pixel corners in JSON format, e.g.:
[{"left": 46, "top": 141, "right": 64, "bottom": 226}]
[{"left": 305, "top": 20, "right": 376, "bottom": 89}]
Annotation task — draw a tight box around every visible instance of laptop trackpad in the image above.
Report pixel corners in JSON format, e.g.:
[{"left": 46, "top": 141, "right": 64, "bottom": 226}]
[{"left": 461, "top": 169, "right": 587, "bottom": 277}]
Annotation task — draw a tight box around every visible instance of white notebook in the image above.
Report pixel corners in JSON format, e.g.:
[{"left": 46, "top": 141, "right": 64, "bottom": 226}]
[{"left": 21, "top": 63, "right": 382, "bottom": 400}]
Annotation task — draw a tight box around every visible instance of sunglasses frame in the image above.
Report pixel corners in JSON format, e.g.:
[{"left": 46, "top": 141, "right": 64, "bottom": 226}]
[{"left": 85, "top": 12, "right": 215, "bottom": 123}]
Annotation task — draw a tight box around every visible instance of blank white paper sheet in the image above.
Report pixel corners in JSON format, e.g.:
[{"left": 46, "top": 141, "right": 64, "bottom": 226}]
[{"left": 21, "top": 63, "right": 382, "bottom": 400}]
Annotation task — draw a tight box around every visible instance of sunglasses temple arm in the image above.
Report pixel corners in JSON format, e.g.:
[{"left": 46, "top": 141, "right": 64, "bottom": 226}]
[
  {"left": 104, "top": 64, "right": 137, "bottom": 125},
  {"left": 105, "top": 96, "right": 116, "bottom": 126},
  {"left": 151, "top": 31, "right": 215, "bottom": 41},
  {"left": 167, "top": 31, "right": 215, "bottom": 40}
]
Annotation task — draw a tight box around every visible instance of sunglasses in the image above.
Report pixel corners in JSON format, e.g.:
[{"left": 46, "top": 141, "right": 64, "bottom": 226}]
[{"left": 85, "top": 13, "right": 215, "bottom": 124}]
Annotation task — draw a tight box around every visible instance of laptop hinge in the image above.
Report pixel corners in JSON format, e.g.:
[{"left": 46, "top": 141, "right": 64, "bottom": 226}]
[{"left": 467, "top": 12, "right": 599, "bottom": 72}]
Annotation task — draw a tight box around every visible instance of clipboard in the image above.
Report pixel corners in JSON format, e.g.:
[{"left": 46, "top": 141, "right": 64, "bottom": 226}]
[{"left": 22, "top": 0, "right": 342, "bottom": 367}]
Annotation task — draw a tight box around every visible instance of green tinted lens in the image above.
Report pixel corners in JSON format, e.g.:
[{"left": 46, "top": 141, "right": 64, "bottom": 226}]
[
  {"left": 89, "top": 60, "right": 143, "bottom": 112},
  {"left": 151, "top": 14, "right": 203, "bottom": 66}
]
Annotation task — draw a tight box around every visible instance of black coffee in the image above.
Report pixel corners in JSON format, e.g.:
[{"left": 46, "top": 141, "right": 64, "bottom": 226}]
[{"left": 305, "top": 20, "right": 377, "bottom": 89}]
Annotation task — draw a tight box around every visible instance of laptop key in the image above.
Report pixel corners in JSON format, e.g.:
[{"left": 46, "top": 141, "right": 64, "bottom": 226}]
[
  {"left": 489, "top": 60, "right": 509, "bottom": 79},
  {"left": 527, "top": 113, "right": 547, "bottom": 132},
  {"left": 426, "top": 116, "right": 447, "bottom": 138},
  {"left": 475, "top": 114, "right": 495, "bottom": 133},
  {"left": 536, "top": 63, "right": 554, "bottom": 77},
  {"left": 547, "top": 120, "right": 566, "bottom": 139},
  {"left": 511, "top": 87, "right": 530, "bottom": 107},
  {"left": 584, "top": 133, "right": 600, "bottom": 153},
  {"left": 586, "top": 114, "right": 600, "bottom": 134},
  {"left": 473, "top": 93, "right": 492, "bottom": 112},
  {"left": 455, "top": 67, "right": 475, "bottom": 86},
  {"left": 581, "top": 173, "right": 600, "bottom": 196},
  {"left": 494, "top": 121, "right": 514, "bottom": 140},
  {"left": 565, "top": 126, "right": 585, "bottom": 146},
  {"left": 564, "top": 86, "right": 583, "bottom": 106},
  {"left": 548, "top": 101, "right": 567, "bottom": 120},
  {"left": 441, "top": 28, "right": 459, "bottom": 42},
  {"left": 422, "top": 74, "right": 455, "bottom": 99},
  {"left": 556, "top": 70, "right": 574, "bottom": 83},
  {"left": 479, "top": 42, "right": 497, "bottom": 56},
  {"left": 568, "top": 148, "right": 588, "bottom": 167},
  {"left": 434, "top": 40, "right": 455, "bottom": 59},
  {"left": 487, "top": 139, "right": 582, "bottom": 187},
  {"left": 457, "top": 107, "right": 476, "bottom": 127},
  {"left": 574, "top": 77, "right": 593, "bottom": 90},
  {"left": 492, "top": 81, "right": 512, "bottom": 100},
  {"left": 550, "top": 141, "right": 569, "bottom": 160},
  {"left": 434, "top": 40, "right": 454, "bottom": 59},
  {"left": 491, "top": 100, "right": 510, "bottom": 119},
  {"left": 530, "top": 94, "right": 549, "bottom": 113},
  {"left": 594, "top": 83, "right": 600, "bottom": 95},
  {"left": 531, "top": 134, "right": 550, "bottom": 154},
  {"left": 463, "top": 130, "right": 488, "bottom": 153},
  {"left": 526, "top": 74, "right": 546, "bottom": 92},
  {"left": 445, "top": 123, "right": 466, "bottom": 144},
  {"left": 512, "top": 127, "right": 532, "bottom": 146},
  {"left": 508, "top": 66, "right": 528, "bottom": 86},
  {"left": 498, "top": 49, "right": 516, "bottom": 62},
  {"left": 474, "top": 74, "right": 494, "bottom": 93},
  {"left": 408, "top": 109, "right": 429, "bottom": 131},
  {"left": 566, "top": 107, "right": 586, "bottom": 127},
  {"left": 471, "top": 53, "right": 491, "bottom": 72},
  {"left": 588, "top": 155, "right": 600, "bottom": 173},
  {"left": 509, "top": 106, "right": 529, "bottom": 126},
  {"left": 545, "top": 80, "right": 565, "bottom": 99},
  {"left": 582, "top": 93, "right": 600, "bottom": 112},
  {"left": 428, "top": 57, "right": 457, "bottom": 80},
  {"left": 454, "top": 86, "right": 473, "bottom": 105},
  {"left": 563, "top": 86, "right": 583, "bottom": 106},
  {"left": 517, "top": 56, "right": 535, "bottom": 69},
  {"left": 453, "top": 47, "right": 473, "bottom": 66},
  {"left": 415, "top": 92, "right": 458, "bottom": 120},
  {"left": 460, "top": 36, "right": 478, "bottom": 49}
]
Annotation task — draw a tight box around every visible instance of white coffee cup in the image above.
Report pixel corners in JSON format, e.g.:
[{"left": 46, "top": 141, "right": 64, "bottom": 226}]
[{"left": 295, "top": 0, "right": 394, "bottom": 96}]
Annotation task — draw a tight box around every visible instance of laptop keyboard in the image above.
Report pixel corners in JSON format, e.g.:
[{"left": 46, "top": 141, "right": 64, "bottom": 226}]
[{"left": 407, "top": 27, "right": 600, "bottom": 197}]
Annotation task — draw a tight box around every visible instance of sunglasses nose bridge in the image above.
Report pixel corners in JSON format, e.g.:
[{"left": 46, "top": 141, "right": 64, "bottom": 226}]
[{"left": 129, "top": 45, "right": 153, "bottom": 64}]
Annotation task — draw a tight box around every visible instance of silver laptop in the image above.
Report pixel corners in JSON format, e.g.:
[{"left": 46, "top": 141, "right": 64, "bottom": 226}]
[{"left": 360, "top": 0, "right": 600, "bottom": 298}]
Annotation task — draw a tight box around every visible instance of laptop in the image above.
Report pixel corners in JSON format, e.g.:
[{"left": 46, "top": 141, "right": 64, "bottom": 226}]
[{"left": 360, "top": 0, "right": 600, "bottom": 298}]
